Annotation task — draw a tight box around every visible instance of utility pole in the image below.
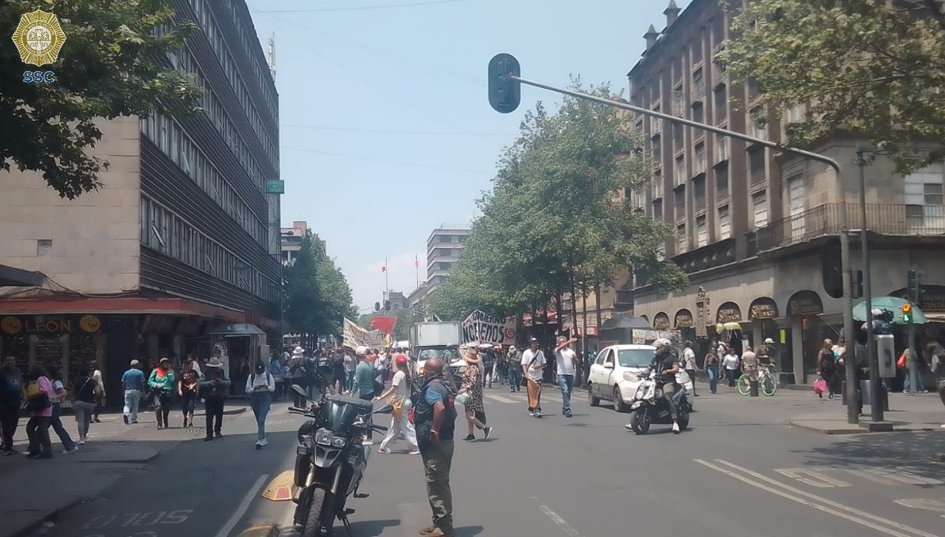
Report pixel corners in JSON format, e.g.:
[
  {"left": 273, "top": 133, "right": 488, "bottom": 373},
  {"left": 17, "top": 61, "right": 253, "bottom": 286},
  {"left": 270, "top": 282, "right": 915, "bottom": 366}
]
[
  {"left": 488, "top": 53, "right": 858, "bottom": 423},
  {"left": 907, "top": 267, "right": 920, "bottom": 392}
]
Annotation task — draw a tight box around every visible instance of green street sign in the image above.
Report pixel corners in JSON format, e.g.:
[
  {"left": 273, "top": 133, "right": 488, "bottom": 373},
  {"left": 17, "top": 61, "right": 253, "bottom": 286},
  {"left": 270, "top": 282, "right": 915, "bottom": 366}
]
[{"left": 265, "top": 180, "right": 285, "bottom": 194}]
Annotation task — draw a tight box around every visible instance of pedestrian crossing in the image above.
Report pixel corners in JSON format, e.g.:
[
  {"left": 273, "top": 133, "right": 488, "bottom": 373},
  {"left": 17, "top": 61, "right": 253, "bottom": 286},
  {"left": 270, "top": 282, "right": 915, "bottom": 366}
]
[{"left": 483, "top": 388, "right": 587, "bottom": 405}]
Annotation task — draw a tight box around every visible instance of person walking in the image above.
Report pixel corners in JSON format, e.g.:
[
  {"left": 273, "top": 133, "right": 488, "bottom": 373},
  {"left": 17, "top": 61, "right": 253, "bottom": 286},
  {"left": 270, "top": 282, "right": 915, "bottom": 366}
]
[
  {"left": 46, "top": 366, "right": 78, "bottom": 454},
  {"left": 1, "top": 356, "right": 24, "bottom": 455},
  {"left": 269, "top": 354, "right": 285, "bottom": 401},
  {"left": 682, "top": 341, "right": 698, "bottom": 397},
  {"left": 414, "top": 358, "right": 457, "bottom": 537},
  {"left": 703, "top": 349, "right": 720, "bottom": 394},
  {"left": 200, "top": 357, "right": 230, "bottom": 440},
  {"left": 179, "top": 358, "right": 200, "bottom": 428},
  {"left": 353, "top": 347, "right": 377, "bottom": 443},
  {"left": 459, "top": 346, "right": 491, "bottom": 441},
  {"left": 148, "top": 357, "right": 177, "bottom": 429},
  {"left": 331, "top": 349, "right": 346, "bottom": 395},
  {"left": 25, "top": 364, "right": 56, "bottom": 459},
  {"left": 121, "top": 360, "right": 144, "bottom": 424},
  {"left": 375, "top": 355, "right": 420, "bottom": 454},
  {"left": 343, "top": 347, "right": 357, "bottom": 394},
  {"left": 71, "top": 366, "right": 101, "bottom": 445},
  {"left": 287, "top": 347, "right": 308, "bottom": 407},
  {"left": 506, "top": 345, "right": 521, "bottom": 392},
  {"left": 722, "top": 346, "right": 740, "bottom": 390},
  {"left": 554, "top": 336, "right": 579, "bottom": 418},
  {"left": 521, "top": 337, "right": 546, "bottom": 417},
  {"left": 817, "top": 339, "right": 838, "bottom": 399},
  {"left": 246, "top": 360, "right": 275, "bottom": 449},
  {"left": 91, "top": 368, "right": 104, "bottom": 423}
]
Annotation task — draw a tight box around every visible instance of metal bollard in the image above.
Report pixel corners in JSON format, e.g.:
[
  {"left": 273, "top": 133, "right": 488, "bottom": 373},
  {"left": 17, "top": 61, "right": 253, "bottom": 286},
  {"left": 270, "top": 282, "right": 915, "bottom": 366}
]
[{"left": 749, "top": 380, "right": 759, "bottom": 397}]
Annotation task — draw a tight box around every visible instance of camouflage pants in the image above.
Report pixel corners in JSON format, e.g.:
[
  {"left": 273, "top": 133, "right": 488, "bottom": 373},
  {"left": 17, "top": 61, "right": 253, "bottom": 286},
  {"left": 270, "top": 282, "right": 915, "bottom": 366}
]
[{"left": 421, "top": 440, "right": 454, "bottom": 534}]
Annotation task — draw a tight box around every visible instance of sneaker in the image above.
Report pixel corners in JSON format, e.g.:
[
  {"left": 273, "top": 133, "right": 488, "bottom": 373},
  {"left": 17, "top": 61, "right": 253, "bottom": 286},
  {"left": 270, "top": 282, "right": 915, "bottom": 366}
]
[
  {"left": 25, "top": 452, "right": 40, "bottom": 459},
  {"left": 215, "top": 431, "right": 222, "bottom": 438},
  {"left": 255, "top": 441, "right": 262, "bottom": 450},
  {"left": 484, "top": 427, "right": 493, "bottom": 440},
  {"left": 123, "top": 415, "right": 129, "bottom": 425},
  {"left": 534, "top": 412, "right": 542, "bottom": 418},
  {"left": 408, "top": 449, "right": 421, "bottom": 455},
  {"left": 565, "top": 411, "right": 573, "bottom": 418},
  {"left": 63, "top": 447, "right": 78, "bottom": 455},
  {"left": 259, "top": 438, "right": 268, "bottom": 447},
  {"left": 464, "top": 434, "right": 475, "bottom": 441},
  {"left": 377, "top": 447, "right": 391, "bottom": 454},
  {"left": 93, "top": 418, "right": 102, "bottom": 423},
  {"left": 1, "top": 448, "right": 17, "bottom": 456},
  {"left": 672, "top": 422, "right": 681, "bottom": 434}
]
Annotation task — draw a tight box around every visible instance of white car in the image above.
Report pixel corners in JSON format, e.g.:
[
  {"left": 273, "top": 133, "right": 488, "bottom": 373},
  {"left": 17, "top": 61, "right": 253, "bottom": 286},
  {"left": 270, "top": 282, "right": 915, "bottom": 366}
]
[{"left": 587, "top": 344, "right": 655, "bottom": 412}]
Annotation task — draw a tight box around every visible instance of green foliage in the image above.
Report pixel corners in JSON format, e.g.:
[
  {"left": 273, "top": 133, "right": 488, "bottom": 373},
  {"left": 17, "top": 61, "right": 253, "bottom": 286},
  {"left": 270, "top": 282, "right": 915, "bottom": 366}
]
[
  {"left": 430, "top": 81, "right": 687, "bottom": 320},
  {"left": 284, "top": 231, "right": 357, "bottom": 338},
  {"left": 0, "top": 0, "right": 200, "bottom": 198},
  {"left": 721, "top": 0, "right": 945, "bottom": 169}
]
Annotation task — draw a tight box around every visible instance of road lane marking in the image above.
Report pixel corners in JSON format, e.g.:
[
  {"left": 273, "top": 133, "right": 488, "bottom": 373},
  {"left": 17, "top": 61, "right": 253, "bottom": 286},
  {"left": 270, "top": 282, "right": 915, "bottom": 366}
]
[
  {"left": 774, "top": 468, "right": 852, "bottom": 488},
  {"left": 279, "top": 501, "right": 298, "bottom": 536},
  {"left": 484, "top": 394, "right": 517, "bottom": 404},
  {"left": 894, "top": 498, "right": 945, "bottom": 518},
  {"left": 852, "top": 468, "right": 943, "bottom": 486},
  {"left": 215, "top": 474, "right": 269, "bottom": 537},
  {"left": 538, "top": 504, "right": 584, "bottom": 537},
  {"left": 709, "top": 459, "right": 938, "bottom": 537}
]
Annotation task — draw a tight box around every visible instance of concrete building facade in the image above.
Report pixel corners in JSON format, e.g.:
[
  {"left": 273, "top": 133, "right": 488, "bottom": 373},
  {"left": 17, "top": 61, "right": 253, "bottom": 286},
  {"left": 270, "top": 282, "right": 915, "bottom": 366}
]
[{"left": 625, "top": 0, "right": 945, "bottom": 383}]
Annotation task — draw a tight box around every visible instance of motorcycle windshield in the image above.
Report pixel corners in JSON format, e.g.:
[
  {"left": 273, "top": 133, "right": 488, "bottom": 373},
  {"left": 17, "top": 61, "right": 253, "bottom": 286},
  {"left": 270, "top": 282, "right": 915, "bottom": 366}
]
[{"left": 324, "top": 395, "right": 374, "bottom": 434}]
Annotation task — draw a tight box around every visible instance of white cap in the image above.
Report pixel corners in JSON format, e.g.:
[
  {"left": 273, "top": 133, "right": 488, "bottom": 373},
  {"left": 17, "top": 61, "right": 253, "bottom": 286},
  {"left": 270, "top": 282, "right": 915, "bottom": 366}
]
[
  {"left": 871, "top": 308, "right": 883, "bottom": 316},
  {"left": 764, "top": 338, "right": 774, "bottom": 344},
  {"left": 355, "top": 345, "right": 368, "bottom": 356}
]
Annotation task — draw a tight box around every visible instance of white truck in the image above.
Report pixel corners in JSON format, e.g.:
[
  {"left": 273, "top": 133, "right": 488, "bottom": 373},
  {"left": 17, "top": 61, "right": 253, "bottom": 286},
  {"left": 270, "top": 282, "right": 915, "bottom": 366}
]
[{"left": 411, "top": 321, "right": 463, "bottom": 377}]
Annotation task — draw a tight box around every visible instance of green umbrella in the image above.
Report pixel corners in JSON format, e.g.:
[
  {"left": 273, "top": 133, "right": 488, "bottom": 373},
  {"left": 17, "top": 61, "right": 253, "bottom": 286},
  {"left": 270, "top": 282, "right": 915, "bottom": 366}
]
[{"left": 852, "top": 296, "right": 927, "bottom": 324}]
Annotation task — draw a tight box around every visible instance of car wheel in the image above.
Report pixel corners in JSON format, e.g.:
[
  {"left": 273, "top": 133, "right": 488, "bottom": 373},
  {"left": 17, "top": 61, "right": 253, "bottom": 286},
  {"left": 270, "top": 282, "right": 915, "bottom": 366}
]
[
  {"left": 588, "top": 384, "right": 600, "bottom": 407},
  {"left": 613, "top": 386, "right": 629, "bottom": 413}
]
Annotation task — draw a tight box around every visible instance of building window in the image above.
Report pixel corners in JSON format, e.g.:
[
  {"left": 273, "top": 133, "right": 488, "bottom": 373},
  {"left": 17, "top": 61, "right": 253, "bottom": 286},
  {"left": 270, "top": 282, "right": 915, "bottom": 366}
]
[
  {"left": 904, "top": 165, "right": 945, "bottom": 227},
  {"left": 676, "top": 223, "right": 688, "bottom": 253},
  {"left": 718, "top": 205, "right": 731, "bottom": 239},
  {"left": 653, "top": 199, "right": 663, "bottom": 222},
  {"left": 674, "top": 185, "right": 686, "bottom": 212},
  {"left": 693, "top": 176, "right": 706, "bottom": 209},
  {"left": 674, "top": 155, "right": 686, "bottom": 185},
  {"left": 714, "top": 85, "right": 727, "bottom": 122},
  {"left": 652, "top": 168, "right": 663, "bottom": 200},
  {"left": 692, "top": 102, "right": 704, "bottom": 125},
  {"left": 696, "top": 215, "right": 708, "bottom": 247},
  {"left": 753, "top": 191, "right": 768, "bottom": 228},
  {"left": 750, "top": 106, "right": 766, "bottom": 139},
  {"left": 694, "top": 142, "right": 706, "bottom": 176},
  {"left": 673, "top": 122, "right": 684, "bottom": 149},
  {"left": 716, "top": 135, "right": 729, "bottom": 162},
  {"left": 37, "top": 239, "right": 52, "bottom": 256},
  {"left": 715, "top": 163, "right": 729, "bottom": 199},
  {"left": 749, "top": 147, "right": 766, "bottom": 186}
]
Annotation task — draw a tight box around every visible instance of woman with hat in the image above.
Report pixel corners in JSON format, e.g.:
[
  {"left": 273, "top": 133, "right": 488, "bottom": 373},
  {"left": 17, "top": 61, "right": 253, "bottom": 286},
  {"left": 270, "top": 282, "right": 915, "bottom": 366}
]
[
  {"left": 199, "top": 357, "right": 230, "bottom": 441},
  {"left": 148, "top": 357, "right": 176, "bottom": 430},
  {"left": 459, "top": 345, "right": 492, "bottom": 440},
  {"left": 374, "top": 354, "right": 419, "bottom": 454}
]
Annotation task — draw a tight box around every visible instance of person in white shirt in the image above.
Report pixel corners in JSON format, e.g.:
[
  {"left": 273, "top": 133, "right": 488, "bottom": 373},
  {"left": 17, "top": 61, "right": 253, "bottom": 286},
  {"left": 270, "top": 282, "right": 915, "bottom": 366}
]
[
  {"left": 375, "top": 355, "right": 420, "bottom": 454},
  {"left": 682, "top": 341, "right": 698, "bottom": 397},
  {"left": 554, "top": 336, "right": 579, "bottom": 418},
  {"left": 245, "top": 361, "right": 275, "bottom": 449},
  {"left": 722, "top": 346, "right": 740, "bottom": 390},
  {"left": 521, "top": 338, "right": 547, "bottom": 417}
]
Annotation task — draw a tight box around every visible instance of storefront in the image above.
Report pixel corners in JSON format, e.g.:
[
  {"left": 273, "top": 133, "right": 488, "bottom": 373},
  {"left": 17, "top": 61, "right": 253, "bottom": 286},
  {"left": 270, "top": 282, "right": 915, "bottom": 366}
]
[{"left": 786, "top": 290, "right": 828, "bottom": 384}]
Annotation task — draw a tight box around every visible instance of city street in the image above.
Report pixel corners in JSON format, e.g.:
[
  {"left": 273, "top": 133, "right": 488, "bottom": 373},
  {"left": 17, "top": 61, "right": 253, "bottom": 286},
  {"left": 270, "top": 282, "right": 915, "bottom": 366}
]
[{"left": 4, "top": 387, "right": 944, "bottom": 537}]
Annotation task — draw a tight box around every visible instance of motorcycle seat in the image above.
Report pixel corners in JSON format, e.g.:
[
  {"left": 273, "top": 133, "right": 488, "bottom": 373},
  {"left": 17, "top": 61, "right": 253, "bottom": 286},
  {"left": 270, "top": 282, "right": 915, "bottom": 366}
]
[{"left": 326, "top": 394, "right": 375, "bottom": 412}]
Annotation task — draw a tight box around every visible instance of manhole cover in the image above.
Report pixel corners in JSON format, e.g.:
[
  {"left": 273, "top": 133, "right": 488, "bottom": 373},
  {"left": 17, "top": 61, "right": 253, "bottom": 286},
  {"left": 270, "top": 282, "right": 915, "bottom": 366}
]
[
  {"left": 95, "top": 467, "right": 149, "bottom": 476},
  {"left": 80, "top": 496, "right": 107, "bottom": 503}
]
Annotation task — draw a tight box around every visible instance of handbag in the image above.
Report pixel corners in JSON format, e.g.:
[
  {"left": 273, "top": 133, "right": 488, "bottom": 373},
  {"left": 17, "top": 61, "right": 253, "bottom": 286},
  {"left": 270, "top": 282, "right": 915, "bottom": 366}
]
[
  {"left": 26, "top": 382, "right": 51, "bottom": 411},
  {"left": 813, "top": 378, "right": 828, "bottom": 395},
  {"left": 390, "top": 395, "right": 405, "bottom": 418},
  {"left": 896, "top": 351, "right": 907, "bottom": 369},
  {"left": 455, "top": 392, "right": 471, "bottom": 405}
]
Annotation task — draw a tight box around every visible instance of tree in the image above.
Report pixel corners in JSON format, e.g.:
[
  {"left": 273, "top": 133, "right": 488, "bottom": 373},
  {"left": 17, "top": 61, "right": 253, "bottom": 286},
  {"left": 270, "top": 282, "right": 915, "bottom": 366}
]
[
  {"left": 431, "top": 82, "right": 688, "bottom": 321},
  {"left": 284, "top": 231, "right": 357, "bottom": 342},
  {"left": 1, "top": 1, "right": 200, "bottom": 198},
  {"left": 722, "top": 0, "right": 945, "bottom": 169}
]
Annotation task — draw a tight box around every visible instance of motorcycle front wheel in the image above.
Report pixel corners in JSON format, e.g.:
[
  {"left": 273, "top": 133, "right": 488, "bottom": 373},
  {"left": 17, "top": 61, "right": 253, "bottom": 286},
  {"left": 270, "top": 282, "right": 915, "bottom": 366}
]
[
  {"left": 676, "top": 411, "right": 690, "bottom": 431},
  {"left": 629, "top": 408, "right": 650, "bottom": 435},
  {"left": 301, "top": 487, "right": 329, "bottom": 537}
]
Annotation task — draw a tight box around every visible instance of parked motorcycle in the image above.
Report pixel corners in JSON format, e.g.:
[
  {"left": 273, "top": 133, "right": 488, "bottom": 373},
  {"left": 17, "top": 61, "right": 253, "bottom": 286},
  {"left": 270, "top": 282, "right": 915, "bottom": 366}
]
[
  {"left": 289, "top": 384, "right": 387, "bottom": 537},
  {"left": 625, "top": 372, "right": 691, "bottom": 435}
]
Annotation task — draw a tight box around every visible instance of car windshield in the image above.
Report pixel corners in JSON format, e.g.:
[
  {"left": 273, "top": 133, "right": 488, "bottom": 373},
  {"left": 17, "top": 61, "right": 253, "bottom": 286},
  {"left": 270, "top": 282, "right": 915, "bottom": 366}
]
[{"left": 617, "top": 349, "right": 653, "bottom": 368}]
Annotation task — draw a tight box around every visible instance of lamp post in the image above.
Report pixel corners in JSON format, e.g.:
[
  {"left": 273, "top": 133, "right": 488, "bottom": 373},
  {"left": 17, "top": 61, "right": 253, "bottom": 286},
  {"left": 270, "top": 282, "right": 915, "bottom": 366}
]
[{"left": 855, "top": 148, "right": 882, "bottom": 424}]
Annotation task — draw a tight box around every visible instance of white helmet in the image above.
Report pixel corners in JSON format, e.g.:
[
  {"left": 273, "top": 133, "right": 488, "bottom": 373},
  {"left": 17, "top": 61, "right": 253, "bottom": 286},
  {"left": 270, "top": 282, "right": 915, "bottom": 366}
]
[{"left": 653, "top": 338, "right": 672, "bottom": 350}]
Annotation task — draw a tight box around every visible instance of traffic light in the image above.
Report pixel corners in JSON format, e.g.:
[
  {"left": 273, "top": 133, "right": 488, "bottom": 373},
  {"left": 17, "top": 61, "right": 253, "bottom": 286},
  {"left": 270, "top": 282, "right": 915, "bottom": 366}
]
[
  {"left": 488, "top": 53, "right": 521, "bottom": 114},
  {"left": 901, "top": 303, "right": 913, "bottom": 324},
  {"left": 384, "top": 300, "right": 391, "bottom": 311},
  {"left": 907, "top": 268, "right": 920, "bottom": 302},
  {"left": 851, "top": 269, "right": 863, "bottom": 299},
  {"left": 374, "top": 301, "right": 380, "bottom": 312}
]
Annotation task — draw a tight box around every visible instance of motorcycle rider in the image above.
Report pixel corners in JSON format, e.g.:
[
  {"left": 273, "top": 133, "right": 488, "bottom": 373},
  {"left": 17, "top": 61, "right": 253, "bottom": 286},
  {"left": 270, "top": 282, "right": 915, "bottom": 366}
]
[{"left": 643, "top": 338, "right": 683, "bottom": 434}]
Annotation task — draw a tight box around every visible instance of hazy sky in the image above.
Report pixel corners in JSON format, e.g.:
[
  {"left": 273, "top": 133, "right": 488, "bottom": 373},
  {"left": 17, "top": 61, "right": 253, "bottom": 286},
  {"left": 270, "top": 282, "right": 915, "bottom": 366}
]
[{"left": 246, "top": 0, "right": 691, "bottom": 312}]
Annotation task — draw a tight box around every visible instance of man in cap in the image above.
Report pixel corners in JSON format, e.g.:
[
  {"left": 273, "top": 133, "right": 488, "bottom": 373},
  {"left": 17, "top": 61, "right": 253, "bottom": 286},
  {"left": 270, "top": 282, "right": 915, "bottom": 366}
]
[
  {"left": 521, "top": 337, "right": 546, "bottom": 417},
  {"left": 121, "top": 359, "right": 145, "bottom": 425},
  {"left": 506, "top": 345, "right": 522, "bottom": 392},
  {"left": 414, "top": 358, "right": 458, "bottom": 537},
  {"left": 200, "top": 356, "right": 231, "bottom": 440}
]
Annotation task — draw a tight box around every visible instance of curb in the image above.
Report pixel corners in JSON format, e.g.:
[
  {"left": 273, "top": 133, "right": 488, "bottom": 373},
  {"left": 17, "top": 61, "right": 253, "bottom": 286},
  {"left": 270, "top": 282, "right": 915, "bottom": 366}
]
[
  {"left": 236, "top": 525, "right": 280, "bottom": 537},
  {"left": 9, "top": 496, "right": 84, "bottom": 537},
  {"left": 788, "top": 419, "right": 945, "bottom": 435}
]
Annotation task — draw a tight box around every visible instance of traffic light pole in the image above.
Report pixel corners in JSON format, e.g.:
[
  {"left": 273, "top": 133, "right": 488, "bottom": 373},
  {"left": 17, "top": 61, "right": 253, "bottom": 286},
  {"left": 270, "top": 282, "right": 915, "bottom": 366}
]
[
  {"left": 856, "top": 149, "right": 882, "bottom": 423},
  {"left": 507, "top": 73, "right": 860, "bottom": 424}
]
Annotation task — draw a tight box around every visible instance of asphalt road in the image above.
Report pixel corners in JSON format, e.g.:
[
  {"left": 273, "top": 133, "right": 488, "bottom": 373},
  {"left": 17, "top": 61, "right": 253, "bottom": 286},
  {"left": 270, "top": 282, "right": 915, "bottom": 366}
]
[{"left": 26, "top": 385, "right": 945, "bottom": 537}]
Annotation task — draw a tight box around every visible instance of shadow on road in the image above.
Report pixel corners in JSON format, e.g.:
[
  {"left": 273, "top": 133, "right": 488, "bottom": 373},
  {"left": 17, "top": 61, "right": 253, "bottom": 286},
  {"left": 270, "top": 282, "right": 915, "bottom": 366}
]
[
  {"left": 799, "top": 432, "right": 945, "bottom": 482},
  {"left": 453, "top": 525, "right": 484, "bottom": 536},
  {"left": 346, "top": 518, "right": 400, "bottom": 536}
]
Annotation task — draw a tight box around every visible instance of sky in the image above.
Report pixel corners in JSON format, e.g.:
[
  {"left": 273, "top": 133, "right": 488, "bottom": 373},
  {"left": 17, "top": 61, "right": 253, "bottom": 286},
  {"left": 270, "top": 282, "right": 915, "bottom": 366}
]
[{"left": 245, "top": 0, "right": 692, "bottom": 312}]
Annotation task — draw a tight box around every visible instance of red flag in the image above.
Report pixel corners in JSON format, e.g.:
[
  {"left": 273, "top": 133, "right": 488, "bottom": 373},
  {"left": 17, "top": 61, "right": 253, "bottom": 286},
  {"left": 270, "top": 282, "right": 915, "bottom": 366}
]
[
  {"left": 370, "top": 316, "right": 397, "bottom": 334},
  {"left": 414, "top": 255, "right": 419, "bottom": 268}
]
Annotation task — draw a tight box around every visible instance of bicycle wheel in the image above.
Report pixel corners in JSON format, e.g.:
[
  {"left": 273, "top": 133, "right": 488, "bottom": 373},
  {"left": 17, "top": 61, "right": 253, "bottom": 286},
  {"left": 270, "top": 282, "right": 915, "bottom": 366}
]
[
  {"left": 736, "top": 374, "right": 751, "bottom": 396},
  {"left": 761, "top": 374, "right": 777, "bottom": 396}
]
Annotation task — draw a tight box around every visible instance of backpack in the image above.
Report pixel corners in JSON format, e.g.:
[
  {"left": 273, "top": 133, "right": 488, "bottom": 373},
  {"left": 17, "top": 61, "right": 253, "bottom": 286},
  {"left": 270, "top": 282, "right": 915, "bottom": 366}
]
[
  {"left": 26, "top": 380, "right": 51, "bottom": 411},
  {"left": 413, "top": 376, "right": 457, "bottom": 447}
]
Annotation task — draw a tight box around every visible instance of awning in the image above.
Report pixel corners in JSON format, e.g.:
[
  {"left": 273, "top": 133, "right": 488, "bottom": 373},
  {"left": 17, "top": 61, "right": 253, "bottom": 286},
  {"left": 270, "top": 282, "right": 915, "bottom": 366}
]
[
  {"left": 0, "top": 265, "right": 46, "bottom": 287},
  {"left": 925, "top": 312, "right": 945, "bottom": 323},
  {"left": 207, "top": 323, "right": 266, "bottom": 337}
]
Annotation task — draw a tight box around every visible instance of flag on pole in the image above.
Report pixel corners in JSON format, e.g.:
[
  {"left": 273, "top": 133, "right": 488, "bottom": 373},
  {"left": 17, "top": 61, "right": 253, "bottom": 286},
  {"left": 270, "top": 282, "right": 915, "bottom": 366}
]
[
  {"left": 370, "top": 315, "right": 397, "bottom": 335},
  {"left": 381, "top": 265, "right": 386, "bottom": 272},
  {"left": 414, "top": 255, "right": 419, "bottom": 268}
]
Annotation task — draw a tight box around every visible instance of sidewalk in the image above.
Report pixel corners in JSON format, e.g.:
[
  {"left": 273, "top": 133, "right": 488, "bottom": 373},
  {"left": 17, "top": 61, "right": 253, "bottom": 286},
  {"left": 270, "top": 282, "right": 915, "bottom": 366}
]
[
  {"left": 789, "top": 392, "right": 945, "bottom": 434},
  {"left": 0, "top": 402, "right": 250, "bottom": 537}
]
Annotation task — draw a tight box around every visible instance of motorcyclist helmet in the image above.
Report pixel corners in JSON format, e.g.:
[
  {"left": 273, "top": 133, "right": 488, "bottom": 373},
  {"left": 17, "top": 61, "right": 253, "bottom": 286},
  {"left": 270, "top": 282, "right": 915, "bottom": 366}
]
[{"left": 653, "top": 338, "right": 672, "bottom": 353}]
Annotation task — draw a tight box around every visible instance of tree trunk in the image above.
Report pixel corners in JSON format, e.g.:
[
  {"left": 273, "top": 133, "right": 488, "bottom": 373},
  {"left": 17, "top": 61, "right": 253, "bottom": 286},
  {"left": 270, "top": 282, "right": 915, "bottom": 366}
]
[
  {"left": 594, "top": 282, "right": 602, "bottom": 332},
  {"left": 554, "top": 292, "right": 563, "bottom": 335}
]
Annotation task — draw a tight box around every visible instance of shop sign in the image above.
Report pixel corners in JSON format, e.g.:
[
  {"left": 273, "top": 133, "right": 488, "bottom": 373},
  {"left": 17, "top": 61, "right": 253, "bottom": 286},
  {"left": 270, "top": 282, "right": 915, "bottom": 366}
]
[
  {"left": 674, "top": 309, "right": 694, "bottom": 328},
  {"left": 265, "top": 179, "right": 285, "bottom": 194},
  {"left": 0, "top": 315, "right": 101, "bottom": 335},
  {"left": 919, "top": 285, "right": 945, "bottom": 312},
  {"left": 787, "top": 290, "right": 823, "bottom": 317},
  {"left": 748, "top": 297, "right": 779, "bottom": 320},
  {"left": 653, "top": 313, "right": 671, "bottom": 330},
  {"left": 716, "top": 302, "right": 742, "bottom": 323}
]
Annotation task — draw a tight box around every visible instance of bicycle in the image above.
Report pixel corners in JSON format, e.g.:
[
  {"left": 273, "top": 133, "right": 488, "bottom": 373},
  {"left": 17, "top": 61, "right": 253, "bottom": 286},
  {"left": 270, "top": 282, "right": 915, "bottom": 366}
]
[{"left": 737, "top": 364, "right": 778, "bottom": 396}]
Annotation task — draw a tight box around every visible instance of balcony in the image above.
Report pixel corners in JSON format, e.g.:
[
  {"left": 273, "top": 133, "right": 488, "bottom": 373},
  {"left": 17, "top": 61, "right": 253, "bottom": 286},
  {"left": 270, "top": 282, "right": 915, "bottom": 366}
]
[{"left": 755, "top": 203, "right": 945, "bottom": 252}]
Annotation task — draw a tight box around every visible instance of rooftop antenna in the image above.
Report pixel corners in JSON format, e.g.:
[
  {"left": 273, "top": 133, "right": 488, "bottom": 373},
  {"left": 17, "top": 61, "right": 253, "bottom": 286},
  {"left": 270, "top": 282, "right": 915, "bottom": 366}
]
[{"left": 267, "top": 33, "right": 276, "bottom": 80}]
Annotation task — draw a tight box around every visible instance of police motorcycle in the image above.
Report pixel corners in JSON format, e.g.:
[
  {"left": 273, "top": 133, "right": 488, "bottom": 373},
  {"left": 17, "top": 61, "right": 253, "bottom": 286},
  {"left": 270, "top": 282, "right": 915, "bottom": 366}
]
[
  {"left": 625, "top": 369, "right": 692, "bottom": 435},
  {"left": 289, "top": 384, "right": 388, "bottom": 537}
]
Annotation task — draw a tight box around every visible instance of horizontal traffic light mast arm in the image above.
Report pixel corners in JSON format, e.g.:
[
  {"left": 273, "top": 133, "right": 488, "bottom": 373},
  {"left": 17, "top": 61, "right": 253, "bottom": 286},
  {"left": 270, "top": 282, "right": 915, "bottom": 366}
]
[{"left": 510, "top": 75, "right": 841, "bottom": 175}]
